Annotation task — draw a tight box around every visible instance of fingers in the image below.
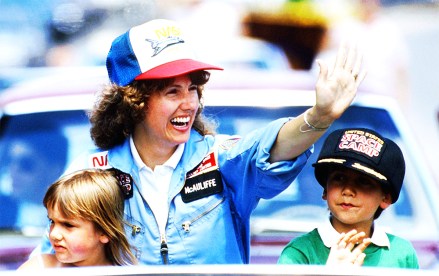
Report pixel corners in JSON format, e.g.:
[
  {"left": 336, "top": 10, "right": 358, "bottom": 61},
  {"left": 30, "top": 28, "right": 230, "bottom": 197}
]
[
  {"left": 353, "top": 253, "right": 366, "bottom": 266},
  {"left": 312, "top": 40, "right": 366, "bottom": 120},
  {"left": 316, "top": 59, "right": 328, "bottom": 83},
  {"left": 334, "top": 231, "right": 347, "bottom": 245},
  {"left": 337, "top": 229, "right": 355, "bottom": 251},
  {"left": 350, "top": 238, "right": 371, "bottom": 266},
  {"left": 333, "top": 40, "right": 349, "bottom": 71},
  {"left": 354, "top": 237, "right": 371, "bottom": 253},
  {"left": 339, "top": 229, "right": 365, "bottom": 251},
  {"left": 355, "top": 70, "right": 368, "bottom": 86},
  {"left": 335, "top": 40, "right": 359, "bottom": 71},
  {"left": 333, "top": 40, "right": 366, "bottom": 86},
  {"left": 344, "top": 42, "right": 359, "bottom": 72},
  {"left": 327, "top": 230, "right": 370, "bottom": 266},
  {"left": 348, "top": 44, "right": 367, "bottom": 87}
]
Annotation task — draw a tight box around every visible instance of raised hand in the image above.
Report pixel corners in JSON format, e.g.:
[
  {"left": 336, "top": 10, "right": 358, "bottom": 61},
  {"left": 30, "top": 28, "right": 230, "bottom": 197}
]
[
  {"left": 326, "top": 229, "right": 371, "bottom": 266},
  {"left": 310, "top": 41, "right": 367, "bottom": 127}
]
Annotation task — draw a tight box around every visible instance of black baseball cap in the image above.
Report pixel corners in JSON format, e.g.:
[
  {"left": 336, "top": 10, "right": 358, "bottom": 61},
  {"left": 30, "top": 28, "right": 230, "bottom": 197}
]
[{"left": 313, "top": 128, "right": 405, "bottom": 203}]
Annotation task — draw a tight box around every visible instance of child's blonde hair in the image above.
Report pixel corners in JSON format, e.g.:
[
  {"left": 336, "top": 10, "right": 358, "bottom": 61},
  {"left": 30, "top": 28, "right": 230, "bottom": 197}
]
[{"left": 43, "top": 168, "right": 137, "bottom": 265}]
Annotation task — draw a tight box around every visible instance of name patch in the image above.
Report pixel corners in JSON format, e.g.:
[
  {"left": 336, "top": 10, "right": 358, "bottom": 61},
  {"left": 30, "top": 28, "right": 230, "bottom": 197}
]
[{"left": 181, "top": 152, "right": 223, "bottom": 203}]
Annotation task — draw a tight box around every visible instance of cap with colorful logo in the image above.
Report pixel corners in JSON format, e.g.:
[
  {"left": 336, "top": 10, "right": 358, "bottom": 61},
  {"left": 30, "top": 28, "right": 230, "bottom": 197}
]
[
  {"left": 106, "top": 19, "right": 223, "bottom": 86},
  {"left": 313, "top": 128, "right": 405, "bottom": 203}
]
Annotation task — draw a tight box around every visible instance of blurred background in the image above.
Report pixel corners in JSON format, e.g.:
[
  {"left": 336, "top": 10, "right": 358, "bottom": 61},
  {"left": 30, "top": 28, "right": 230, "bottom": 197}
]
[{"left": 1, "top": 0, "right": 438, "bottom": 182}]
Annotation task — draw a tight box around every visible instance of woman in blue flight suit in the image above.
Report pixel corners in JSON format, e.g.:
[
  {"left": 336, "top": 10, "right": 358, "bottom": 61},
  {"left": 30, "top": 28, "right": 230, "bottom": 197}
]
[{"left": 35, "top": 18, "right": 365, "bottom": 265}]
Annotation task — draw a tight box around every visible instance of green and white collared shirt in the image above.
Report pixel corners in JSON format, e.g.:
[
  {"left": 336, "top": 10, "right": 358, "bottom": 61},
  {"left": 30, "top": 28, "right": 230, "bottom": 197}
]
[{"left": 278, "top": 217, "right": 419, "bottom": 269}]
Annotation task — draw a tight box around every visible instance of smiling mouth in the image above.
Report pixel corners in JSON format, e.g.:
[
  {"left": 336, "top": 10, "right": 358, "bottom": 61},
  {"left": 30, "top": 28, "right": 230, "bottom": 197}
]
[
  {"left": 171, "top": 116, "right": 190, "bottom": 127},
  {"left": 340, "top": 203, "right": 354, "bottom": 208},
  {"left": 53, "top": 244, "right": 66, "bottom": 251}
]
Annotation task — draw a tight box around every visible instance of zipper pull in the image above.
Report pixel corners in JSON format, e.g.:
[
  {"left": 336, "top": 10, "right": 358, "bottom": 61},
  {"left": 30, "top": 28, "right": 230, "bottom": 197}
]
[
  {"left": 132, "top": 225, "right": 141, "bottom": 236},
  {"left": 182, "top": 221, "right": 191, "bottom": 232},
  {"left": 160, "top": 234, "right": 169, "bottom": 265}
]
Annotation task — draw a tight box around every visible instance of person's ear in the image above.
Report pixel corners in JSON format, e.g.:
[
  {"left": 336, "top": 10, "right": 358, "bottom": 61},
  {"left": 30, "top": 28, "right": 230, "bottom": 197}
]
[
  {"left": 322, "top": 190, "right": 327, "bottom": 200},
  {"left": 99, "top": 234, "right": 110, "bottom": 244},
  {"left": 379, "top": 193, "right": 392, "bottom": 209}
]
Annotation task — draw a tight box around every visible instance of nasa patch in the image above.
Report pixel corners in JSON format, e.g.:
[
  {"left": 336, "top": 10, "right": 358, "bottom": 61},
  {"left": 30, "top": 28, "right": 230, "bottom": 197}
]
[{"left": 88, "top": 151, "right": 111, "bottom": 169}]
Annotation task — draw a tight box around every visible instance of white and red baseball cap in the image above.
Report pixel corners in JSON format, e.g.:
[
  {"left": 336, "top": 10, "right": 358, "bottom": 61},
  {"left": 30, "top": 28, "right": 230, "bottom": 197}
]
[{"left": 106, "top": 19, "right": 223, "bottom": 86}]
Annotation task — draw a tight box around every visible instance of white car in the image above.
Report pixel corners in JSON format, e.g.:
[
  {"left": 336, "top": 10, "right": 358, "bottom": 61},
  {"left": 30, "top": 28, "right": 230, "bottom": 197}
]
[{"left": 0, "top": 67, "right": 438, "bottom": 272}]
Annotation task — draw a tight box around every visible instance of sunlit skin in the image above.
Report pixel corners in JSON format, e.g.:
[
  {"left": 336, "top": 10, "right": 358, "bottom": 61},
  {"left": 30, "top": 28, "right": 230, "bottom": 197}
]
[
  {"left": 323, "top": 167, "right": 392, "bottom": 237},
  {"left": 133, "top": 75, "right": 199, "bottom": 169},
  {"left": 47, "top": 205, "right": 111, "bottom": 267}
]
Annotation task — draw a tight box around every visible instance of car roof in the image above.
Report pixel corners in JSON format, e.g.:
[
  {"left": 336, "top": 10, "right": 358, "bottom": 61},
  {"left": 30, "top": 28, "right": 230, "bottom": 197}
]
[{"left": 0, "top": 66, "right": 398, "bottom": 114}]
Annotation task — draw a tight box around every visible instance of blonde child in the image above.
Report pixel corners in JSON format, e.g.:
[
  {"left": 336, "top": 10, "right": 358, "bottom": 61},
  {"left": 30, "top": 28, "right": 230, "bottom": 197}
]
[{"left": 18, "top": 169, "right": 137, "bottom": 269}]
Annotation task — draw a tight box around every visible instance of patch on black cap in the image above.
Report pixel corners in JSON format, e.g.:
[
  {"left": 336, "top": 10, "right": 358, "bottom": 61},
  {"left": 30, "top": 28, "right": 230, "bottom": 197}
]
[{"left": 313, "top": 128, "right": 405, "bottom": 203}]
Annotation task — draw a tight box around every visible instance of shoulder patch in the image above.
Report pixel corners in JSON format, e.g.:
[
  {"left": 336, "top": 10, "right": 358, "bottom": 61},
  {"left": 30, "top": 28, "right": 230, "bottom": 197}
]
[
  {"left": 107, "top": 168, "right": 134, "bottom": 199},
  {"left": 219, "top": 137, "right": 241, "bottom": 150},
  {"left": 88, "top": 151, "right": 111, "bottom": 169}
]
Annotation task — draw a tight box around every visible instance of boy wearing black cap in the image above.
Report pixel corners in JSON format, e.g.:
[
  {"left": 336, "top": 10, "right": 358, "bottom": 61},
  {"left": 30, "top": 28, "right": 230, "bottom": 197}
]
[{"left": 278, "top": 128, "right": 419, "bottom": 268}]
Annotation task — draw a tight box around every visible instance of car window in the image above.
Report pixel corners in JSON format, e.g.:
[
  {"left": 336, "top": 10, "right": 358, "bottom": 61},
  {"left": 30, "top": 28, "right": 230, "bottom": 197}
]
[{"left": 0, "top": 110, "right": 93, "bottom": 234}]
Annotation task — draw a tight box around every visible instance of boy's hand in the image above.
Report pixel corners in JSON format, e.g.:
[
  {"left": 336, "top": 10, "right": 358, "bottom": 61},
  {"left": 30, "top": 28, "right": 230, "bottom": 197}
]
[{"left": 326, "top": 229, "right": 371, "bottom": 266}]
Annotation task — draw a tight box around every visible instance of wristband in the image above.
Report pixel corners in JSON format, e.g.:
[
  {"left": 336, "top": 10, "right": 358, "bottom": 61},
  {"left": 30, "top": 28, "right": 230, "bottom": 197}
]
[{"left": 300, "top": 109, "right": 331, "bottom": 132}]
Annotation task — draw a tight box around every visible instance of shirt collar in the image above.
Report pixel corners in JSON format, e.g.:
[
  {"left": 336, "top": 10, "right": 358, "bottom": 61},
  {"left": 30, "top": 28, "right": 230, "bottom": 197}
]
[
  {"left": 129, "top": 136, "right": 184, "bottom": 170},
  {"left": 317, "top": 217, "right": 390, "bottom": 248}
]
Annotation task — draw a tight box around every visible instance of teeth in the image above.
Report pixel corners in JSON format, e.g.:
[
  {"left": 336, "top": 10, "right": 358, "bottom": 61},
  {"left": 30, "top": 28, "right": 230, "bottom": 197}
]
[{"left": 171, "top": 117, "right": 190, "bottom": 123}]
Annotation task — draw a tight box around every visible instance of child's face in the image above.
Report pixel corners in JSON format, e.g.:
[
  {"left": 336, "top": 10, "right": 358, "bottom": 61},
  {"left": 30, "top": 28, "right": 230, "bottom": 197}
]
[
  {"left": 323, "top": 167, "right": 392, "bottom": 232},
  {"left": 47, "top": 205, "right": 111, "bottom": 267}
]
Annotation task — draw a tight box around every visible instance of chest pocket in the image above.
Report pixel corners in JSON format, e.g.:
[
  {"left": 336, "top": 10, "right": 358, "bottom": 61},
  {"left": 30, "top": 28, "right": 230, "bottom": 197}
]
[{"left": 123, "top": 214, "right": 145, "bottom": 260}]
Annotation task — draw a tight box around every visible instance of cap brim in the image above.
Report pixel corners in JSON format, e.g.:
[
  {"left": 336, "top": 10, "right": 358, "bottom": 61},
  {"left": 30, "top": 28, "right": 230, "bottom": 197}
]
[
  {"left": 134, "top": 59, "right": 223, "bottom": 80},
  {"left": 313, "top": 159, "right": 388, "bottom": 186}
]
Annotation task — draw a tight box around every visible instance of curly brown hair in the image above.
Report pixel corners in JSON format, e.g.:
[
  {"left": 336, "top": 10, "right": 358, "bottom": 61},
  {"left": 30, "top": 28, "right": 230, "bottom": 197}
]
[{"left": 89, "top": 71, "right": 217, "bottom": 150}]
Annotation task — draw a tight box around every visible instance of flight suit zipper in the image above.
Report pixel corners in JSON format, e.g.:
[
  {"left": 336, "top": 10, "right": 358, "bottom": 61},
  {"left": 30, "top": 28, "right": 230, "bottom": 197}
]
[
  {"left": 182, "top": 197, "right": 225, "bottom": 232},
  {"left": 160, "top": 233, "right": 169, "bottom": 264}
]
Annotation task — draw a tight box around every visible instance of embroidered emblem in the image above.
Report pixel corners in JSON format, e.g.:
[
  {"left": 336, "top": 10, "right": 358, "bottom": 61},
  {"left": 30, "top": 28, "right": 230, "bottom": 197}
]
[
  {"left": 145, "top": 36, "right": 184, "bottom": 57},
  {"left": 219, "top": 137, "right": 241, "bottom": 151},
  {"left": 107, "top": 168, "right": 134, "bottom": 199},
  {"left": 186, "top": 152, "right": 218, "bottom": 178},
  {"left": 88, "top": 151, "right": 111, "bottom": 169},
  {"left": 338, "top": 130, "right": 384, "bottom": 158}
]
